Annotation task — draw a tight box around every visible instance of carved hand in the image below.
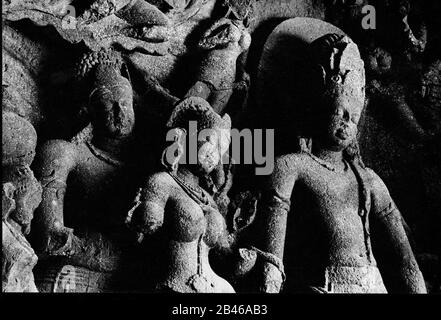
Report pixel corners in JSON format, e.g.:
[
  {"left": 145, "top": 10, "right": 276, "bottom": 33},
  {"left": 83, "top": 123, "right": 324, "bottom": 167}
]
[
  {"left": 260, "top": 262, "right": 283, "bottom": 293},
  {"left": 45, "top": 225, "right": 77, "bottom": 256}
]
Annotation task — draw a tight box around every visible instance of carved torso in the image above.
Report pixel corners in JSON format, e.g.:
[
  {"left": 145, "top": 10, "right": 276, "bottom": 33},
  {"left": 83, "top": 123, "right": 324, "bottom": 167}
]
[
  {"left": 64, "top": 142, "right": 131, "bottom": 235},
  {"left": 266, "top": 153, "right": 389, "bottom": 292},
  {"left": 143, "top": 172, "right": 233, "bottom": 293},
  {"left": 288, "top": 154, "right": 373, "bottom": 269}
]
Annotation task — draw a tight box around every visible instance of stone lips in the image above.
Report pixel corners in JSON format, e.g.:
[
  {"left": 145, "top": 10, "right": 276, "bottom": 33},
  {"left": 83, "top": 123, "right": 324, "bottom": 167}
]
[{"left": 2, "top": 111, "right": 38, "bottom": 167}]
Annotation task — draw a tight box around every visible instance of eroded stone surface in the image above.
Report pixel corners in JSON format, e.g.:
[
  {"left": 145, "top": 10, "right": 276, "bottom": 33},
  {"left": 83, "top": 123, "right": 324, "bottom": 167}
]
[
  {"left": 2, "top": 0, "right": 440, "bottom": 294},
  {"left": 253, "top": 20, "right": 427, "bottom": 293},
  {"left": 2, "top": 112, "right": 42, "bottom": 293}
]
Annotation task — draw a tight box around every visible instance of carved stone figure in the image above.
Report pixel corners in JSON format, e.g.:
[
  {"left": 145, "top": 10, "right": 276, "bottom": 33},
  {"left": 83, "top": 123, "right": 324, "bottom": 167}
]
[
  {"left": 3, "top": 0, "right": 439, "bottom": 296},
  {"left": 185, "top": 18, "right": 251, "bottom": 114},
  {"left": 253, "top": 19, "right": 427, "bottom": 293},
  {"left": 382, "top": 0, "right": 428, "bottom": 61},
  {"left": 126, "top": 96, "right": 235, "bottom": 292},
  {"left": 363, "top": 45, "right": 441, "bottom": 262},
  {"left": 412, "top": 60, "right": 441, "bottom": 268},
  {"left": 135, "top": 17, "right": 251, "bottom": 211},
  {"left": 363, "top": 46, "right": 428, "bottom": 143},
  {"left": 2, "top": 111, "right": 42, "bottom": 292},
  {"left": 32, "top": 48, "right": 142, "bottom": 292},
  {"left": 4, "top": 0, "right": 170, "bottom": 54}
]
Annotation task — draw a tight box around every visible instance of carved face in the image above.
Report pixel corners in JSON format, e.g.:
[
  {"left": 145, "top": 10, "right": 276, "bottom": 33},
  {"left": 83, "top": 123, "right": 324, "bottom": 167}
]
[
  {"left": 318, "top": 86, "right": 363, "bottom": 151},
  {"left": 12, "top": 182, "right": 42, "bottom": 235},
  {"left": 197, "top": 128, "right": 230, "bottom": 174},
  {"left": 366, "top": 48, "right": 392, "bottom": 76},
  {"left": 89, "top": 78, "right": 135, "bottom": 138}
]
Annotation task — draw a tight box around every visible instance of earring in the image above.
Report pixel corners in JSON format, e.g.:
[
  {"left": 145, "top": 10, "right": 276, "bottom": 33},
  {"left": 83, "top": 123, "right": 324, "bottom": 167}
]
[{"left": 161, "top": 128, "right": 186, "bottom": 172}]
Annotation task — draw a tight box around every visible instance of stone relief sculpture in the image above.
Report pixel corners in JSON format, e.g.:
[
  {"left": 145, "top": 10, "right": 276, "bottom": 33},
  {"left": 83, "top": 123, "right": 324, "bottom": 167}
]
[
  {"left": 2, "top": 111, "right": 42, "bottom": 292},
  {"left": 2, "top": 0, "right": 440, "bottom": 294},
  {"left": 31, "top": 48, "right": 141, "bottom": 292},
  {"left": 125, "top": 96, "right": 235, "bottom": 292},
  {"left": 253, "top": 19, "right": 427, "bottom": 293},
  {"left": 186, "top": 17, "right": 251, "bottom": 114},
  {"left": 3, "top": 0, "right": 170, "bottom": 54}
]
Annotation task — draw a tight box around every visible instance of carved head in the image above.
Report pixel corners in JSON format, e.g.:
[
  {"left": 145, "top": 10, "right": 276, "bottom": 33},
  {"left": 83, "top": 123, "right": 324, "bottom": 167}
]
[
  {"left": 163, "top": 97, "right": 231, "bottom": 175},
  {"left": 89, "top": 65, "right": 135, "bottom": 138},
  {"left": 77, "top": 49, "right": 135, "bottom": 139},
  {"left": 306, "top": 34, "right": 366, "bottom": 152}
]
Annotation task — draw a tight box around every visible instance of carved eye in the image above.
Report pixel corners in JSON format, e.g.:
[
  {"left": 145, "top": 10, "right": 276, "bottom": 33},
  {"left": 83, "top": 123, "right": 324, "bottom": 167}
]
[{"left": 331, "top": 74, "right": 342, "bottom": 84}]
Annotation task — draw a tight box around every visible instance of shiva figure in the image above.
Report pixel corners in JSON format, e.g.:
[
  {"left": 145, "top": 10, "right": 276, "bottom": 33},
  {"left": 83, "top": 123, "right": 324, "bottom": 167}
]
[{"left": 253, "top": 33, "right": 426, "bottom": 294}]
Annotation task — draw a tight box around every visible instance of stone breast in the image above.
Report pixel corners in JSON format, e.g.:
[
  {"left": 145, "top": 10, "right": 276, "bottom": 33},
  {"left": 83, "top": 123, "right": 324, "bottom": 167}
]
[{"left": 165, "top": 186, "right": 225, "bottom": 247}]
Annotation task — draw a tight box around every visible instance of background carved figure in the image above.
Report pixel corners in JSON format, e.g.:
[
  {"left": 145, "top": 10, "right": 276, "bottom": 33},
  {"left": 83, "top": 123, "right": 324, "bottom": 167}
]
[
  {"left": 2, "top": 0, "right": 440, "bottom": 295},
  {"left": 31, "top": 49, "right": 143, "bottom": 292},
  {"left": 2, "top": 111, "right": 42, "bottom": 292}
]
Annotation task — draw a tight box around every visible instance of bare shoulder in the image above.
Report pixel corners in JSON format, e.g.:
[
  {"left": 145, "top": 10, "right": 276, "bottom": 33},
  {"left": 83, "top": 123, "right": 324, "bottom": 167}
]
[
  {"left": 365, "top": 168, "right": 389, "bottom": 194},
  {"left": 272, "top": 153, "right": 305, "bottom": 178},
  {"left": 142, "top": 171, "right": 173, "bottom": 198},
  {"left": 36, "top": 139, "right": 78, "bottom": 172},
  {"left": 274, "top": 153, "right": 304, "bottom": 172},
  {"left": 365, "top": 167, "right": 393, "bottom": 210},
  {"left": 264, "top": 153, "right": 303, "bottom": 191}
]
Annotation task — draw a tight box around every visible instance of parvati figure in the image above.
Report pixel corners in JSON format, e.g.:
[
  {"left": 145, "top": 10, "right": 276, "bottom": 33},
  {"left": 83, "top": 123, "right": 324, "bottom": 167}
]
[{"left": 126, "top": 96, "right": 235, "bottom": 292}]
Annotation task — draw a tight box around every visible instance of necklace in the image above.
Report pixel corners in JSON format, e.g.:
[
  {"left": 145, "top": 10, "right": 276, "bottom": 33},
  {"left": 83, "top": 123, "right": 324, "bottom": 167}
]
[
  {"left": 305, "top": 151, "right": 349, "bottom": 172},
  {"left": 167, "top": 172, "right": 217, "bottom": 292},
  {"left": 86, "top": 141, "right": 124, "bottom": 167},
  {"left": 168, "top": 171, "right": 211, "bottom": 208}
]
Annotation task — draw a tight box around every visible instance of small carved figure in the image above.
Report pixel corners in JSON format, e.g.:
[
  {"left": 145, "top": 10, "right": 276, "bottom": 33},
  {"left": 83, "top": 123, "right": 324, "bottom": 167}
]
[
  {"left": 32, "top": 49, "right": 140, "bottom": 292},
  {"left": 2, "top": 111, "right": 42, "bottom": 292},
  {"left": 254, "top": 27, "right": 427, "bottom": 293},
  {"left": 384, "top": 0, "right": 428, "bottom": 61},
  {"left": 364, "top": 46, "right": 429, "bottom": 144},
  {"left": 184, "top": 18, "right": 251, "bottom": 115},
  {"left": 126, "top": 96, "right": 235, "bottom": 292}
]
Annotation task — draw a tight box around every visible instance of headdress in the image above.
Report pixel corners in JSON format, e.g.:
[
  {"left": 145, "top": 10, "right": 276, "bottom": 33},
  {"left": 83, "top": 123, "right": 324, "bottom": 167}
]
[
  {"left": 75, "top": 48, "right": 131, "bottom": 102},
  {"left": 166, "top": 97, "right": 231, "bottom": 131},
  {"left": 76, "top": 48, "right": 123, "bottom": 81},
  {"left": 161, "top": 97, "right": 231, "bottom": 172},
  {"left": 308, "top": 33, "right": 365, "bottom": 106}
]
